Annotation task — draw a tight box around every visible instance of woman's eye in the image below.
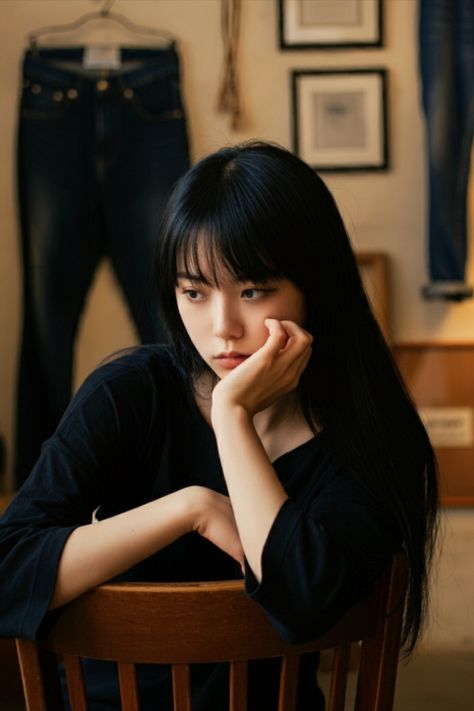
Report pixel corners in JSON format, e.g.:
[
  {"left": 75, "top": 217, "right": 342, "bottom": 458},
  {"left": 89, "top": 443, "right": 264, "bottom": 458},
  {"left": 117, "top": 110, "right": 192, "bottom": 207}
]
[
  {"left": 242, "top": 289, "right": 259, "bottom": 299},
  {"left": 241, "top": 288, "right": 274, "bottom": 300},
  {"left": 183, "top": 289, "right": 203, "bottom": 301}
]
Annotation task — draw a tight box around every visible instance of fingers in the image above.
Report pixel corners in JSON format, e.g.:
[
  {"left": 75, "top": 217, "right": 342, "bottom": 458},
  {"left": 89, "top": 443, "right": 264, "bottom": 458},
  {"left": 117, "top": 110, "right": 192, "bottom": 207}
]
[
  {"left": 265, "top": 317, "right": 312, "bottom": 340},
  {"left": 280, "top": 319, "right": 313, "bottom": 344},
  {"left": 264, "top": 318, "right": 312, "bottom": 357},
  {"left": 258, "top": 319, "right": 312, "bottom": 394},
  {"left": 264, "top": 318, "right": 289, "bottom": 352}
]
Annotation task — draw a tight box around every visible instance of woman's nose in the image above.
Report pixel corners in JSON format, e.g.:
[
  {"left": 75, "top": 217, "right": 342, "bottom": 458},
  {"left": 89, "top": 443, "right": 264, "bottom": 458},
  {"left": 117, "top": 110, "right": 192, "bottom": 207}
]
[{"left": 212, "top": 300, "right": 243, "bottom": 341}]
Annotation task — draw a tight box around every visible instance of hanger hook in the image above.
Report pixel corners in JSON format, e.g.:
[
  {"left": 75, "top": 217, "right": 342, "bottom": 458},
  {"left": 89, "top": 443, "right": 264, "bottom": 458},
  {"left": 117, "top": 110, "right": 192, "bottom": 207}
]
[{"left": 100, "top": 0, "right": 116, "bottom": 17}]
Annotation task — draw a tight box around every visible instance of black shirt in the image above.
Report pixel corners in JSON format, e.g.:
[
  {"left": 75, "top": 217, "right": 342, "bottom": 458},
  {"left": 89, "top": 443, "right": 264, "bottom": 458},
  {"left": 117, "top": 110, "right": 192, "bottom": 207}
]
[{"left": 0, "top": 345, "right": 399, "bottom": 710}]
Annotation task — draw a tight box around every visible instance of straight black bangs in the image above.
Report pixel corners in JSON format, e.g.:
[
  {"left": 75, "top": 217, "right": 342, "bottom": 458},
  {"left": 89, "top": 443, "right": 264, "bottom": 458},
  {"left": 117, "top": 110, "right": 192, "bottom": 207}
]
[
  {"left": 158, "top": 142, "right": 322, "bottom": 298},
  {"left": 168, "top": 205, "right": 287, "bottom": 289},
  {"left": 176, "top": 226, "right": 285, "bottom": 287}
]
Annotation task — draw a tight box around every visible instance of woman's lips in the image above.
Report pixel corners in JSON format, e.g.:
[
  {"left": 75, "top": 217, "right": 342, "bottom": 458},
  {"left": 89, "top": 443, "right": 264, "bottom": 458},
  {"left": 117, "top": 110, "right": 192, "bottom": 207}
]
[{"left": 215, "top": 353, "right": 249, "bottom": 369}]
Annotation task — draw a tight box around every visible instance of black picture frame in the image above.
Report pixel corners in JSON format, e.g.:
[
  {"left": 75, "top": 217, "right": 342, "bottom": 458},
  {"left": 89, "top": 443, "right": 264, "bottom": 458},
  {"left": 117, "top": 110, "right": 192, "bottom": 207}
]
[
  {"left": 279, "top": 0, "right": 383, "bottom": 50},
  {"left": 291, "top": 68, "right": 389, "bottom": 173}
]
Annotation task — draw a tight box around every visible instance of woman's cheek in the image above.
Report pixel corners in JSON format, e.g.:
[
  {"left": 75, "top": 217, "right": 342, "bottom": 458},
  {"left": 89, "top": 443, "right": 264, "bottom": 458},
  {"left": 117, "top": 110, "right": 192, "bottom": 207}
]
[
  {"left": 254, "top": 315, "right": 272, "bottom": 346},
  {"left": 177, "top": 304, "right": 198, "bottom": 342}
]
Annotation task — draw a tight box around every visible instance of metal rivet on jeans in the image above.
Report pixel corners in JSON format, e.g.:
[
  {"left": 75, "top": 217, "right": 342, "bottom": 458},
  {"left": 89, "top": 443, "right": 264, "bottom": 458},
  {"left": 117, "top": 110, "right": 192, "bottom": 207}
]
[
  {"left": 96, "top": 79, "right": 109, "bottom": 92},
  {"left": 53, "top": 91, "right": 64, "bottom": 102},
  {"left": 123, "top": 88, "right": 134, "bottom": 99},
  {"left": 31, "top": 84, "right": 42, "bottom": 94},
  {"left": 67, "top": 88, "right": 79, "bottom": 99}
]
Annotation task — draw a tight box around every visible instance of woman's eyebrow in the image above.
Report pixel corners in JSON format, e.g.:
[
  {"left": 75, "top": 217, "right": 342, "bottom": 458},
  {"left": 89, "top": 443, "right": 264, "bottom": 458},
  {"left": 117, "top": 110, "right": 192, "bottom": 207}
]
[{"left": 176, "top": 271, "right": 210, "bottom": 284}]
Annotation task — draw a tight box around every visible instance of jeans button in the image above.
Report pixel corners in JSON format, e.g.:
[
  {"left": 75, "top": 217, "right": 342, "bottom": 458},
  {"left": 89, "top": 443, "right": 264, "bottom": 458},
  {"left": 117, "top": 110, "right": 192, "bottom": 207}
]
[
  {"left": 123, "top": 88, "right": 134, "bottom": 99},
  {"left": 53, "top": 91, "right": 64, "bottom": 102},
  {"left": 67, "top": 88, "right": 79, "bottom": 99},
  {"left": 96, "top": 79, "right": 109, "bottom": 92},
  {"left": 31, "top": 84, "right": 41, "bottom": 94}
]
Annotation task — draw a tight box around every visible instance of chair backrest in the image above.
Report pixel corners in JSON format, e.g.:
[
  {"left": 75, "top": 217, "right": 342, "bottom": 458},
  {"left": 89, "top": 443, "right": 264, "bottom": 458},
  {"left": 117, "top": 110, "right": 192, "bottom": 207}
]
[{"left": 16, "top": 554, "right": 406, "bottom": 711}]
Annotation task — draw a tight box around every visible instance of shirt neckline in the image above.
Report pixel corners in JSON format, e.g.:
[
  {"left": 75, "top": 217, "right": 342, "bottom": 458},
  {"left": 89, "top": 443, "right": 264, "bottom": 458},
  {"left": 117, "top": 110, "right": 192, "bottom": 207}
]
[
  {"left": 271, "top": 431, "right": 322, "bottom": 466},
  {"left": 185, "top": 374, "right": 322, "bottom": 466}
]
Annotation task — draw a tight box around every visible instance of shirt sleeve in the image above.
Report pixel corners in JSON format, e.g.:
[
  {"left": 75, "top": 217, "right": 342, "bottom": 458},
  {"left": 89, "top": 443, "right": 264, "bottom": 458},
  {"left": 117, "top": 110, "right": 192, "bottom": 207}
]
[
  {"left": 0, "top": 355, "right": 160, "bottom": 640},
  {"left": 244, "top": 462, "right": 401, "bottom": 644}
]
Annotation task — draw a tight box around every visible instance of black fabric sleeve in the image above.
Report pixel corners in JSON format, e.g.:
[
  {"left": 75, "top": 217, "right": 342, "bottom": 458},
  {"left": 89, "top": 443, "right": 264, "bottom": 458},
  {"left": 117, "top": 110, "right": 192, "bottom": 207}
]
[
  {"left": 244, "top": 470, "right": 401, "bottom": 644},
  {"left": 0, "top": 354, "right": 161, "bottom": 640}
]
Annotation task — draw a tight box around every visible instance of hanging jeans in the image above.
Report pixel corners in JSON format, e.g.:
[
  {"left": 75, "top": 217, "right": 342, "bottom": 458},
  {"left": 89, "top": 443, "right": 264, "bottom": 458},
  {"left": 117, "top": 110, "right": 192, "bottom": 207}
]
[
  {"left": 419, "top": 0, "right": 474, "bottom": 301},
  {"left": 15, "top": 46, "right": 190, "bottom": 486}
]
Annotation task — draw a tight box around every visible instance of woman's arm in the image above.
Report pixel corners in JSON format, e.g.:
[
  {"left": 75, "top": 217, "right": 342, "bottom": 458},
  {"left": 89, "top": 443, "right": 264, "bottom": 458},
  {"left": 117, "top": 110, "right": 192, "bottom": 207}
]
[
  {"left": 50, "top": 489, "right": 192, "bottom": 609},
  {"left": 211, "top": 319, "right": 313, "bottom": 581},
  {"left": 50, "top": 485, "right": 244, "bottom": 609},
  {"left": 0, "top": 351, "right": 246, "bottom": 639},
  {"left": 208, "top": 322, "right": 399, "bottom": 644},
  {"left": 210, "top": 404, "right": 287, "bottom": 581}
]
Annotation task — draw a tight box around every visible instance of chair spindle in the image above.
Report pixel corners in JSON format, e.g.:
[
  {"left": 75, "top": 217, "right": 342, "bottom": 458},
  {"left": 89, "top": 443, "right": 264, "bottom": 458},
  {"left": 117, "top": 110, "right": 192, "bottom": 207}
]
[
  {"left": 327, "top": 642, "right": 351, "bottom": 711},
  {"left": 229, "top": 660, "right": 248, "bottom": 711},
  {"left": 172, "top": 663, "right": 192, "bottom": 711},
  {"left": 277, "top": 654, "right": 300, "bottom": 711},
  {"left": 118, "top": 661, "right": 140, "bottom": 711},
  {"left": 64, "top": 654, "right": 88, "bottom": 711}
]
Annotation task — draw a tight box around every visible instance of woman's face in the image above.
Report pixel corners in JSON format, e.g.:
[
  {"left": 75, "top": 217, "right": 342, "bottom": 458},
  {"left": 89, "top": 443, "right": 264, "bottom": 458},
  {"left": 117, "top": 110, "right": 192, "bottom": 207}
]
[{"left": 175, "top": 255, "right": 306, "bottom": 378}]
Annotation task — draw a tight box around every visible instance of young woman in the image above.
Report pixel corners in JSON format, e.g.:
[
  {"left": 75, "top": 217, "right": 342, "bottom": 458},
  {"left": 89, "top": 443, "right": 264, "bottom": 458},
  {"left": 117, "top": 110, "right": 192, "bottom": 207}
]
[{"left": 0, "top": 141, "right": 438, "bottom": 710}]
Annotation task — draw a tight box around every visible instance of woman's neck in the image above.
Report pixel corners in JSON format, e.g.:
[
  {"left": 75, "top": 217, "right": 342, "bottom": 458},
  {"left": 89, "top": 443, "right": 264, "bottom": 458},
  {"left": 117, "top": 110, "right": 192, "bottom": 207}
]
[{"left": 193, "top": 374, "right": 315, "bottom": 461}]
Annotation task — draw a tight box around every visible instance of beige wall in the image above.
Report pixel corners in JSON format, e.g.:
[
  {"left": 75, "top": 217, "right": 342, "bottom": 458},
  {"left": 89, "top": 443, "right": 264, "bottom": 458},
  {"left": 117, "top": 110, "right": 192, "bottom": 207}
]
[{"left": 0, "top": 0, "right": 473, "bottom": 649}]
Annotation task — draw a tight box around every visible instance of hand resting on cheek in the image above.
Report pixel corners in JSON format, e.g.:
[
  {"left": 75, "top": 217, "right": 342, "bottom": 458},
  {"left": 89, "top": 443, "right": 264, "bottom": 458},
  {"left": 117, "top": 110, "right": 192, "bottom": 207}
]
[{"left": 211, "top": 318, "right": 313, "bottom": 419}]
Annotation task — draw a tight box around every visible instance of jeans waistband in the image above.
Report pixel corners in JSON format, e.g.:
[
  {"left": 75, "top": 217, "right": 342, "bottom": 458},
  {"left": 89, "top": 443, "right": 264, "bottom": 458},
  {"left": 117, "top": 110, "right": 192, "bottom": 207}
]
[{"left": 22, "top": 45, "right": 181, "bottom": 91}]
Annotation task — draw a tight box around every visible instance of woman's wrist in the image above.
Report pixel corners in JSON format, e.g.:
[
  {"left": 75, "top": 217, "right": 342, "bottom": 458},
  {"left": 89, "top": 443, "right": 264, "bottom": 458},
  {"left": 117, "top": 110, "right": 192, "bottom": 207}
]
[{"left": 211, "top": 394, "right": 250, "bottom": 430}]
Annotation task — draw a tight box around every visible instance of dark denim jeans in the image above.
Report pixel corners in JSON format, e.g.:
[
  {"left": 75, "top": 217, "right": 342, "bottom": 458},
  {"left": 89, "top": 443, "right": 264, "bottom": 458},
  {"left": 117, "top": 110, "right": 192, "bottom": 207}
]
[
  {"left": 419, "top": 0, "right": 474, "bottom": 300},
  {"left": 15, "top": 46, "right": 190, "bottom": 485}
]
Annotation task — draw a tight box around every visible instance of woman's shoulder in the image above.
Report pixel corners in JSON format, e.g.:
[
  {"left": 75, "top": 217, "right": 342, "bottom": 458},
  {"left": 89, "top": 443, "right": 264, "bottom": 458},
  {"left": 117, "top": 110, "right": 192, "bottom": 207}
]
[
  {"left": 60, "top": 345, "right": 189, "bottom": 430},
  {"left": 80, "top": 344, "right": 186, "bottom": 393},
  {"left": 98, "top": 343, "right": 182, "bottom": 372}
]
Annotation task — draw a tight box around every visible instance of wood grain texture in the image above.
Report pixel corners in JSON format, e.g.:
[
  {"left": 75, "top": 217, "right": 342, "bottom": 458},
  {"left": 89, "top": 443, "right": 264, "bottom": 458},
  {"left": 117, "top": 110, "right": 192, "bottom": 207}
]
[{"left": 15, "top": 555, "right": 407, "bottom": 711}]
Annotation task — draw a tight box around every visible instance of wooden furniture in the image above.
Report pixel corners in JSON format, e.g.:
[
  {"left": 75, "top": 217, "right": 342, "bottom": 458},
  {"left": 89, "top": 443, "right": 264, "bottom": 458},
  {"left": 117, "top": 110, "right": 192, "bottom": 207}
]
[
  {"left": 395, "top": 342, "right": 474, "bottom": 506},
  {"left": 16, "top": 555, "right": 406, "bottom": 711}
]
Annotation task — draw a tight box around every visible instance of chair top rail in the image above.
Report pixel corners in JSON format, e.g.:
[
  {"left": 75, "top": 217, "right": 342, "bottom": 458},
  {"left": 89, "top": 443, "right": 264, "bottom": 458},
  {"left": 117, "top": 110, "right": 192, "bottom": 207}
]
[{"left": 40, "top": 573, "right": 388, "bottom": 664}]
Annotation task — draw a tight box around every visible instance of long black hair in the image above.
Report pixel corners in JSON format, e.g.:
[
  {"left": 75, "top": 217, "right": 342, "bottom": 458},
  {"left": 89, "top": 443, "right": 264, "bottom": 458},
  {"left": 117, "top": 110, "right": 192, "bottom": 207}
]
[{"left": 156, "top": 140, "right": 439, "bottom": 655}]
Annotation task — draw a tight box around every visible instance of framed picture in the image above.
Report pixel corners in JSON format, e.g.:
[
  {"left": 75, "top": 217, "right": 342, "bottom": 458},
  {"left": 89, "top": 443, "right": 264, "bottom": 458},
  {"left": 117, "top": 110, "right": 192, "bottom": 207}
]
[
  {"left": 278, "top": 0, "right": 383, "bottom": 49},
  {"left": 291, "top": 68, "right": 388, "bottom": 172}
]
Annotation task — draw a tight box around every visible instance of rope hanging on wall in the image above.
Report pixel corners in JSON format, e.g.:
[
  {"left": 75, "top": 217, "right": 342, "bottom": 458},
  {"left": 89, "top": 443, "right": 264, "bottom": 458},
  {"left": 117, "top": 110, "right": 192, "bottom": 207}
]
[{"left": 217, "top": 0, "right": 242, "bottom": 131}]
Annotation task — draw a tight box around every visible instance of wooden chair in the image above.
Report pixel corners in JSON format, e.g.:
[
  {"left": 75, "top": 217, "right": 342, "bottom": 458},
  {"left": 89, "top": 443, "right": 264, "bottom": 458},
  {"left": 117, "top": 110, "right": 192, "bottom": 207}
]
[{"left": 16, "top": 554, "right": 406, "bottom": 711}]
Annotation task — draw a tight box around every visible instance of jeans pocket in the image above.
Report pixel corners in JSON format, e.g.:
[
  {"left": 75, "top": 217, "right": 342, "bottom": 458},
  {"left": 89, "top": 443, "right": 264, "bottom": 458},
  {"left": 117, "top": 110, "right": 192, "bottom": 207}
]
[
  {"left": 124, "top": 73, "right": 185, "bottom": 122},
  {"left": 20, "top": 81, "right": 72, "bottom": 120}
]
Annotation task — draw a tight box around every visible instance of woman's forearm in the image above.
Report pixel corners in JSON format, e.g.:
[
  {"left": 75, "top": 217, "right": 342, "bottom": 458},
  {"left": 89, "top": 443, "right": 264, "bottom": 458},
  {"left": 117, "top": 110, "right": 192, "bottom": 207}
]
[
  {"left": 50, "top": 488, "right": 198, "bottom": 610},
  {"left": 212, "top": 403, "right": 288, "bottom": 582}
]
